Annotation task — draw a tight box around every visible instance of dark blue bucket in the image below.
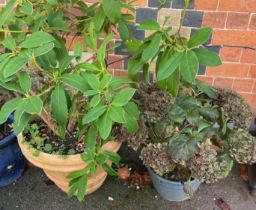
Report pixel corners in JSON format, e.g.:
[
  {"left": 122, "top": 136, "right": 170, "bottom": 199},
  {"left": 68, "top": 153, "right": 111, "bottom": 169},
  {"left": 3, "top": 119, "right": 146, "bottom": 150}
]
[
  {"left": 0, "top": 115, "right": 26, "bottom": 187},
  {"left": 148, "top": 168, "right": 201, "bottom": 202}
]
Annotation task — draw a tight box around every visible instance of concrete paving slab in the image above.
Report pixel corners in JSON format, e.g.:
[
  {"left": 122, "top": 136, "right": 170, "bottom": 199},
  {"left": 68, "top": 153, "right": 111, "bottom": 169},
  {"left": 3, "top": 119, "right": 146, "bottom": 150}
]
[{"left": 0, "top": 165, "right": 256, "bottom": 210}]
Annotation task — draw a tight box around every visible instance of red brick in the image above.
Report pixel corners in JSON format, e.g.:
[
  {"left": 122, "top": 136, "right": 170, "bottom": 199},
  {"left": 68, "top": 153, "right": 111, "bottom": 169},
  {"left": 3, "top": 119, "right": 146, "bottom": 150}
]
[
  {"left": 219, "top": 0, "right": 256, "bottom": 12},
  {"left": 241, "top": 49, "right": 256, "bottom": 64},
  {"left": 249, "top": 66, "right": 256, "bottom": 78},
  {"left": 220, "top": 47, "right": 242, "bottom": 62},
  {"left": 195, "top": 0, "right": 219, "bottom": 11},
  {"left": 213, "top": 77, "right": 234, "bottom": 89},
  {"left": 203, "top": 12, "right": 227, "bottom": 28},
  {"left": 249, "top": 14, "right": 256, "bottom": 30},
  {"left": 133, "top": 0, "right": 147, "bottom": 6},
  {"left": 226, "top": 12, "right": 250, "bottom": 30},
  {"left": 253, "top": 81, "right": 256, "bottom": 92},
  {"left": 197, "top": 76, "right": 214, "bottom": 85},
  {"left": 65, "top": 36, "right": 87, "bottom": 51},
  {"left": 206, "top": 64, "right": 250, "bottom": 77},
  {"left": 240, "top": 93, "right": 256, "bottom": 107},
  {"left": 233, "top": 79, "right": 254, "bottom": 92},
  {"left": 107, "top": 55, "right": 124, "bottom": 69},
  {"left": 212, "top": 30, "right": 256, "bottom": 46},
  {"left": 113, "top": 70, "right": 128, "bottom": 77}
]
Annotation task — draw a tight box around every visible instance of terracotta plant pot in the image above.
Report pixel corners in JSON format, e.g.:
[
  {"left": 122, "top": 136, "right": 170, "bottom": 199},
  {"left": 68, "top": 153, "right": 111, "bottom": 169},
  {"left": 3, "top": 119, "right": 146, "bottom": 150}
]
[{"left": 17, "top": 134, "right": 121, "bottom": 195}]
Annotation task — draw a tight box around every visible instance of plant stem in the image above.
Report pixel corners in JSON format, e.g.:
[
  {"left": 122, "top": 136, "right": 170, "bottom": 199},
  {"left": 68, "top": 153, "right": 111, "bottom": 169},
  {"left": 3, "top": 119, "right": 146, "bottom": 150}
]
[{"left": 178, "top": 0, "right": 190, "bottom": 35}]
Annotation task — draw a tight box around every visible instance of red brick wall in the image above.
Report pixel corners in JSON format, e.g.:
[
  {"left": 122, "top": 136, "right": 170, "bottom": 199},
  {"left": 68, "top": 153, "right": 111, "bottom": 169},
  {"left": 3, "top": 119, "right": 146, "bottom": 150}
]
[
  {"left": 2, "top": 0, "right": 255, "bottom": 113},
  {"left": 88, "top": 0, "right": 256, "bottom": 113},
  {"left": 195, "top": 0, "right": 256, "bottom": 113}
]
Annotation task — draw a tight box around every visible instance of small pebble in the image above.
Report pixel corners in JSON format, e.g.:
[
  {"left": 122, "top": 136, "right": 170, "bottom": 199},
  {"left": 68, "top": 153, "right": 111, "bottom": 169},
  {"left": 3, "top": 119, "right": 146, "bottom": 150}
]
[
  {"left": 108, "top": 196, "right": 114, "bottom": 201},
  {"left": 136, "top": 186, "right": 140, "bottom": 190}
]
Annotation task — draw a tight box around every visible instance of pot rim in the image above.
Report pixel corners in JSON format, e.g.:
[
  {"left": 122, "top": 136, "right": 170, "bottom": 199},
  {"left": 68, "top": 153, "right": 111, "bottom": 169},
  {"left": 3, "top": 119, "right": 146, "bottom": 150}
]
[
  {"left": 17, "top": 133, "right": 121, "bottom": 165},
  {"left": 148, "top": 167, "right": 200, "bottom": 185}
]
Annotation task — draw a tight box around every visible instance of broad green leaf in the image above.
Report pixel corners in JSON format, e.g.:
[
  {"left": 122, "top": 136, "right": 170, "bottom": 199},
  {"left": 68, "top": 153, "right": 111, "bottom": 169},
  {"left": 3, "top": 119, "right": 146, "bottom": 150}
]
[
  {"left": 123, "top": 113, "right": 139, "bottom": 133},
  {"left": 118, "top": 21, "right": 129, "bottom": 40},
  {"left": 165, "top": 68, "right": 180, "bottom": 96},
  {"left": 169, "top": 135, "right": 199, "bottom": 162},
  {"left": 98, "top": 112, "right": 113, "bottom": 140},
  {"left": 102, "top": 163, "right": 118, "bottom": 176},
  {"left": 137, "top": 19, "right": 160, "bottom": 31},
  {"left": 100, "top": 74, "right": 112, "bottom": 90},
  {"left": 199, "top": 107, "right": 219, "bottom": 122},
  {"left": 33, "top": 43, "right": 55, "bottom": 57},
  {"left": 82, "top": 105, "right": 107, "bottom": 124},
  {"left": 197, "top": 82, "right": 217, "bottom": 99},
  {"left": 109, "top": 106, "right": 126, "bottom": 123},
  {"left": 20, "top": 1, "right": 33, "bottom": 15},
  {"left": 112, "top": 88, "right": 136, "bottom": 107},
  {"left": 0, "top": 81, "right": 24, "bottom": 94},
  {"left": 19, "top": 32, "right": 55, "bottom": 48},
  {"left": 102, "top": 0, "right": 121, "bottom": 23},
  {"left": 84, "top": 74, "right": 100, "bottom": 91},
  {"left": 77, "top": 63, "right": 100, "bottom": 72},
  {"left": 24, "top": 96, "right": 43, "bottom": 115},
  {"left": 157, "top": 51, "right": 183, "bottom": 81},
  {"left": 67, "top": 164, "right": 92, "bottom": 180},
  {"left": 14, "top": 100, "right": 27, "bottom": 126},
  {"left": 188, "top": 28, "right": 212, "bottom": 48},
  {"left": 61, "top": 74, "right": 89, "bottom": 92},
  {"left": 51, "top": 85, "right": 68, "bottom": 127},
  {"left": 168, "top": 105, "right": 186, "bottom": 123},
  {"left": 0, "top": 98, "right": 21, "bottom": 124},
  {"left": 76, "top": 175, "right": 88, "bottom": 202},
  {"left": 124, "top": 39, "right": 142, "bottom": 53},
  {"left": 180, "top": 51, "right": 199, "bottom": 84},
  {"left": 142, "top": 33, "right": 161, "bottom": 63},
  {"left": 2, "top": 37, "right": 16, "bottom": 51},
  {"left": 84, "top": 90, "right": 98, "bottom": 97},
  {"left": 0, "top": 0, "right": 16, "bottom": 29},
  {"left": 84, "top": 125, "right": 97, "bottom": 150},
  {"left": 13, "top": 112, "right": 30, "bottom": 134},
  {"left": 19, "top": 72, "right": 31, "bottom": 93},
  {"left": 176, "top": 96, "right": 201, "bottom": 110},
  {"left": 90, "top": 94, "right": 101, "bottom": 107},
  {"left": 73, "top": 43, "right": 83, "bottom": 59},
  {"left": 3, "top": 56, "right": 28, "bottom": 78},
  {"left": 109, "top": 77, "right": 133, "bottom": 91},
  {"left": 193, "top": 48, "right": 222, "bottom": 67},
  {"left": 103, "top": 151, "right": 121, "bottom": 167},
  {"left": 128, "top": 58, "right": 142, "bottom": 82},
  {"left": 47, "top": 10, "right": 69, "bottom": 30},
  {"left": 93, "top": 6, "right": 106, "bottom": 32},
  {"left": 124, "top": 102, "right": 140, "bottom": 120},
  {"left": 59, "top": 55, "right": 74, "bottom": 73}
]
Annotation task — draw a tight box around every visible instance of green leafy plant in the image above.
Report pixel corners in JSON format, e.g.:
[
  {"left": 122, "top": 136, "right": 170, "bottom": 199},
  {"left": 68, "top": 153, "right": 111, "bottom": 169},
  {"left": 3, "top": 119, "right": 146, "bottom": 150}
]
[
  {"left": 138, "top": 81, "right": 234, "bottom": 184},
  {"left": 125, "top": 0, "right": 221, "bottom": 96},
  {"left": 0, "top": 0, "right": 140, "bottom": 201}
]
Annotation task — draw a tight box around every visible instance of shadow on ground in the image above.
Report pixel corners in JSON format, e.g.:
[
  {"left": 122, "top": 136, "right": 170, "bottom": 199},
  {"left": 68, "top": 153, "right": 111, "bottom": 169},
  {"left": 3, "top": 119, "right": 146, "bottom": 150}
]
[{"left": 0, "top": 165, "right": 256, "bottom": 210}]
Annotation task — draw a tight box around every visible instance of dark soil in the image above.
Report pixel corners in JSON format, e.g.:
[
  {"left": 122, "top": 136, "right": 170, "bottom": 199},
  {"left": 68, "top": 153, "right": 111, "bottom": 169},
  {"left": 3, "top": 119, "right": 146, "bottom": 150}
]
[
  {"left": 0, "top": 123, "right": 13, "bottom": 140},
  {"left": 162, "top": 167, "right": 192, "bottom": 183},
  {"left": 23, "top": 120, "right": 84, "bottom": 155}
]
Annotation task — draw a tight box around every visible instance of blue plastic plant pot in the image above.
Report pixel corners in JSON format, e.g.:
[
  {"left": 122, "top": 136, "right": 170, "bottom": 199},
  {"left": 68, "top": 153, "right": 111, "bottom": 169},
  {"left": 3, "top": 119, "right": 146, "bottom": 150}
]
[
  {"left": 0, "top": 115, "right": 26, "bottom": 187},
  {"left": 148, "top": 168, "right": 201, "bottom": 202}
]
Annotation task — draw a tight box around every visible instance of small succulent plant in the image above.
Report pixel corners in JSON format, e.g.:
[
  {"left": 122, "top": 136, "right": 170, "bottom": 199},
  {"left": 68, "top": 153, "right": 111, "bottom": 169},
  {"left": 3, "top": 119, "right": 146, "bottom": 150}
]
[
  {"left": 189, "top": 145, "right": 233, "bottom": 184},
  {"left": 140, "top": 143, "right": 173, "bottom": 176},
  {"left": 228, "top": 129, "right": 256, "bottom": 164},
  {"left": 216, "top": 88, "right": 253, "bottom": 129}
]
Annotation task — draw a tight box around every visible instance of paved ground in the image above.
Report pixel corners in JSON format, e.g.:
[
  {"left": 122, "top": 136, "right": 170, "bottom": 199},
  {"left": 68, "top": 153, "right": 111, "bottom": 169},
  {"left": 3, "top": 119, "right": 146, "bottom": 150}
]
[{"left": 0, "top": 164, "right": 256, "bottom": 210}]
